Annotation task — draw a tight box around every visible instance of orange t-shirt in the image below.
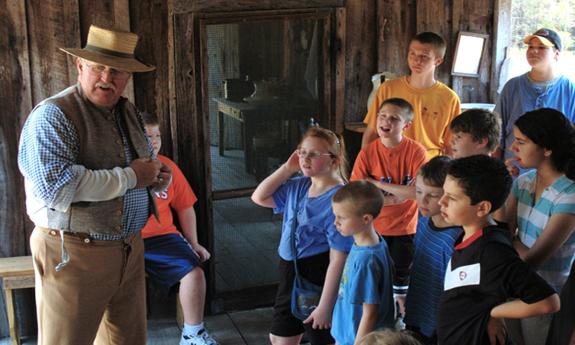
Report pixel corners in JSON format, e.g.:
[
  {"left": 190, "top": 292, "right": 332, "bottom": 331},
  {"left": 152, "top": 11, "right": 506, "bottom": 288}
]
[
  {"left": 363, "top": 77, "right": 461, "bottom": 158},
  {"left": 141, "top": 155, "right": 197, "bottom": 239},
  {"left": 351, "top": 138, "right": 427, "bottom": 236}
]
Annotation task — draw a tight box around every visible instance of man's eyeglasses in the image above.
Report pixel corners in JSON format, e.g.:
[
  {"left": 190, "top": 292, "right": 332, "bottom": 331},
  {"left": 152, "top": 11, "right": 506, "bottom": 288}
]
[
  {"left": 84, "top": 62, "right": 131, "bottom": 80},
  {"left": 296, "top": 149, "right": 333, "bottom": 159}
]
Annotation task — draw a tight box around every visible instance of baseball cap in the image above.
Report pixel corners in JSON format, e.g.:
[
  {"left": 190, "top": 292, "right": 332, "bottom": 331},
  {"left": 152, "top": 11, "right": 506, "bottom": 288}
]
[{"left": 523, "top": 28, "right": 562, "bottom": 51}]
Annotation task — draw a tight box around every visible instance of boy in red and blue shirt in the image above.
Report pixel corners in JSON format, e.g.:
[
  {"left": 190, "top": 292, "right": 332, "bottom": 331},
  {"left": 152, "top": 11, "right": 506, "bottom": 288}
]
[{"left": 436, "top": 155, "right": 559, "bottom": 345}]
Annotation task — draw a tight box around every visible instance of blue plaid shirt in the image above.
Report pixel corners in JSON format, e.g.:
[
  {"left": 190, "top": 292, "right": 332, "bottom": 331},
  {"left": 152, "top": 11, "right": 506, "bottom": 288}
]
[{"left": 18, "top": 102, "right": 151, "bottom": 240}]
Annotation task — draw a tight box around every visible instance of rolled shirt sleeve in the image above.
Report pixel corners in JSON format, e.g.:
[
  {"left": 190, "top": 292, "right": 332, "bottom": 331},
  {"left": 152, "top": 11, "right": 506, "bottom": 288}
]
[{"left": 18, "top": 103, "right": 139, "bottom": 213}]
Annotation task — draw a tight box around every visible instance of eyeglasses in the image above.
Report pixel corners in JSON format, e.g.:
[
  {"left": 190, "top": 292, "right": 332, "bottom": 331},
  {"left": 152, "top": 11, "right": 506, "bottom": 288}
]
[
  {"left": 296, "top": 149, "right": 333, "bottom": 159},
  {"left": 84, "top": 62, "right": 131, "bottom": 80}
]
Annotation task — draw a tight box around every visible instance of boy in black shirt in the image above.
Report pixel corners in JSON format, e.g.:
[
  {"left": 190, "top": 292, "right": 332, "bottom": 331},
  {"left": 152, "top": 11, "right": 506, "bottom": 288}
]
[{"left": 436, "top": 155, "right": 560, "bottom": 345}]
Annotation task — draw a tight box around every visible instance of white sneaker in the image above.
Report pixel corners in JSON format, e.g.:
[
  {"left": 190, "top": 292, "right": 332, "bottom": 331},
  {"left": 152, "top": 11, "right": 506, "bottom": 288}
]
[
  {"left": 394, "top": 315, "right": 406, "bottom": 331},
  {"left": 180, "top": 329, "right": 219, "bottom": 345}
]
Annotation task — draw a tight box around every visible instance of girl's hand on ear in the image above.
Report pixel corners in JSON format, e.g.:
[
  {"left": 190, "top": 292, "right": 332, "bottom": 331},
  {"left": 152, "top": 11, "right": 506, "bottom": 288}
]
[{"left": 284, "top": 150, "right": 300, "bottom": 174}]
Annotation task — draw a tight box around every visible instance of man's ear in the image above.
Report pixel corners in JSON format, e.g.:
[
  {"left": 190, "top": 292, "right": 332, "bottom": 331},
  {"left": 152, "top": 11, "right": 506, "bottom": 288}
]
[
  {"left": 543, "top": 148, "right": 552, "bottom": 157},
  {"left": 75, "top": 58, "right": 85, "bottom": 75},
  {"left": 476, "top": 200, "right": 492, "bottom": 218}
]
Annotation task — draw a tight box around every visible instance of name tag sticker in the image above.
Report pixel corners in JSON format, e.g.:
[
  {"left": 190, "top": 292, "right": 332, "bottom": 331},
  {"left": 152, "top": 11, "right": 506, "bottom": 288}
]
[{"left": 444, "top": 260, "right": 480, "bottom": 291}]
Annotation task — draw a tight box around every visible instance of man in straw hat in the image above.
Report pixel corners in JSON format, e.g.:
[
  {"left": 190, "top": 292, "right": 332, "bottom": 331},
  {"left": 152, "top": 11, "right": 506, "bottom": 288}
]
[
  {"left": 495, "top": 28, "right": 575, "bottom": 166},
  {"left": 18, "top": 25, "right": 171, "bottom": 345}
]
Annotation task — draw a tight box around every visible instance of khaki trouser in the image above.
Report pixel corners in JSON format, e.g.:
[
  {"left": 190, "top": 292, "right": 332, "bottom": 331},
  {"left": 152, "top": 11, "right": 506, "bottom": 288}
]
[{"left": 30, "top": 227, "right": 146, "bottom": 345}]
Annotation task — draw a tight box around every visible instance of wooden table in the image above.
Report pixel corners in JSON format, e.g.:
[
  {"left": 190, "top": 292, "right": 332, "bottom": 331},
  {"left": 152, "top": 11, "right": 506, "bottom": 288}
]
[
  {"left": 213, "top": 97, "right": 317, "bottom": 173},
  {"left": 0, "top": 256, "right": 34, "bottom": 345}
]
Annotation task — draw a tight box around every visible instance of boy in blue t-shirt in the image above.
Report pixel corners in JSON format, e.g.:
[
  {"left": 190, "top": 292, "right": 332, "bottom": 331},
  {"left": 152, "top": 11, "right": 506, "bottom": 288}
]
[
  {"left": 404, "top": 156, "right": 461, "bottom": 345},
  {"left": 331, "top": 181, "right": 394, "bottom": 345}
]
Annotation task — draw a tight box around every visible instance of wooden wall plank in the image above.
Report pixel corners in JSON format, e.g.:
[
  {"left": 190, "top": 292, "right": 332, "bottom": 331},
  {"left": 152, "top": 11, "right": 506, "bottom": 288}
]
[
  {"left": 416, "top": 0, "right": 453, "bottom": 85},
  {"left": 450, "top": 0, "right": 494, "bottom": 102},
  {"left": 343, "top": 0, "right": 377, "bottom": 123},
  {"left": 172, "top": 12, "right": 216, "bottom": 304},
  {"left": 377, "top": 0, "right": 416, "bottom": 76},
  {"left": 0, "top": 0, "right": 32, "bottom": 260},
  {"left": 491, "top": 0, "right": 512, "bottom": 100},
  {"left": 130, "top": 0, "right": 173, "bottom": 157},
  {"left": 79, "top": 0, "right": 120, "bottom": 37},
  {"left": 26, "top": 0, "right": 81, "bottom": 105},
  {"left": 334, "top": 7, "right": 346, "bottom": 133},
  {"left": 174, "top": 0, "right": 344, "bottom": 14},
  {"left": 0, "top": 1, "right": 36, "bottom": 338}
]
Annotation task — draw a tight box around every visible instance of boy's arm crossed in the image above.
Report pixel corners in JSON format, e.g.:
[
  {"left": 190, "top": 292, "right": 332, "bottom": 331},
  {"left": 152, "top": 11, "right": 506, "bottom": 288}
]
[
  {"left": 367, "top": 178, "right": 415, "bottom": 201},
  {"left": 490, "top": 294, "right": 560, "bottom": 319},
  {"left": 354, "top": 303, "right": 379, "bottom": 344}
]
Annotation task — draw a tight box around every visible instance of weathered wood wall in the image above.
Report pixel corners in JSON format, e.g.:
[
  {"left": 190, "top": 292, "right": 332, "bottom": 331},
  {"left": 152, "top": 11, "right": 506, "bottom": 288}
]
[{"left": 0, "top": 0, "right": 502, "bottom": 337}]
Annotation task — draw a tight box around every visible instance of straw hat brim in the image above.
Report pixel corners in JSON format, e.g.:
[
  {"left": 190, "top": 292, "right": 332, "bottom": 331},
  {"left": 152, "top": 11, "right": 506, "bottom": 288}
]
[{"left": 60, "top": 47, "right": 156, "bottom": 73}]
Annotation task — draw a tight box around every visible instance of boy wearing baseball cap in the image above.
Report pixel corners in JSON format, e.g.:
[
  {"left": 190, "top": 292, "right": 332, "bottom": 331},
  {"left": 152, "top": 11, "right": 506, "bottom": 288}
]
[{"left": 495, "top": 28, "right": 575, "bottom": 164}]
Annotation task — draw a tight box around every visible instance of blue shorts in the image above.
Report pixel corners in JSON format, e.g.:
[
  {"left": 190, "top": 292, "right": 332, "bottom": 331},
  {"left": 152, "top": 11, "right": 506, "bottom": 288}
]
[{"left": 143, "top": 233, "right": 201, "bottom": 290}]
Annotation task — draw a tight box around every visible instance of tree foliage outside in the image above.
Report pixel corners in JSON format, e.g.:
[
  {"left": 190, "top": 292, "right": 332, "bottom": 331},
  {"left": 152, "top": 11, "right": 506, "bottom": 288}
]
[{"left": 511, "top": 0, "right": 575, "bottom": 50}]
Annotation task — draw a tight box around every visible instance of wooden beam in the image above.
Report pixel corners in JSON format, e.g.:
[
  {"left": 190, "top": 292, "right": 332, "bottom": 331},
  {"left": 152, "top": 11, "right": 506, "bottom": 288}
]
[
  {"left": 0, "top": 0, "right": 32, "bottom": 257},
  {"left": 130, "top": 0, "right": 173, "bottom": 157},
  {"left": 344, "top": 0, "right": 377, "bottom": 123},
  {"left": 377, "top": 0, "right": 415, "bottom": 76},
  {"left": 416, "top": 0, "right": 453, "bottom": 85},
  {"left": 334, "top": 7, "right": 346, "bottom": 133},
  {"left": 174, "top": 0, "right": 344, "bottom": 14},
  {"left": 491, "top": 0, "right": 512, "bottom": 102},
  {"left": 172, "top": 12, "right": 216, "bottom": 310}
]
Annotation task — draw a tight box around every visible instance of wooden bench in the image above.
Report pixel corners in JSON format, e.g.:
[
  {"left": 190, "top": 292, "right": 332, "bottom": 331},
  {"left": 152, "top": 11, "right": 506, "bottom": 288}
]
[
  {"left": 0, "top": 256, "right": 34, "bottom": 345},
  {"left": 0, "top": 256, "right": 184, "bottom": 345}
]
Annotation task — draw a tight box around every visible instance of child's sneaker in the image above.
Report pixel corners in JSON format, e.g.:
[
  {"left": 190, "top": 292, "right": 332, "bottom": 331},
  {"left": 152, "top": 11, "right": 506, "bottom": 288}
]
[
  {"left": 180, "top": 328, "right": 219, "bottom": 345},
  {"left": 394, "top": 315, "right": 406, "bottom": 331}
]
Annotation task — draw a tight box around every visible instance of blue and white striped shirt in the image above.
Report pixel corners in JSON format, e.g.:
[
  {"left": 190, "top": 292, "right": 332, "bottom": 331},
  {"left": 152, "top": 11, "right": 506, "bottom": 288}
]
[{"left": 513, "top": 170, "right": 575, "bottom": 291}]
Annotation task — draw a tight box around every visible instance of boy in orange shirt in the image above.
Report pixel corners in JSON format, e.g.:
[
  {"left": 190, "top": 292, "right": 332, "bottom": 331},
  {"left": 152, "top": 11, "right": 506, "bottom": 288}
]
[
  {"left": 141, "top": 113, "right": 218, "bottom": 345},
  {"left": 351, "top": 98, "right": 427, "bottom": 321}
]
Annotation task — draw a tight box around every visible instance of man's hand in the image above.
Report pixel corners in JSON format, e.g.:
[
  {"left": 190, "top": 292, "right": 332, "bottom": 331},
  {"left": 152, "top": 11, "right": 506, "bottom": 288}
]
[
  {"left": 150, "top": 161, "right": 172, "bottom": 190},
  {"left": 131, "top": 158, "right": 162, "bottom": 188}
]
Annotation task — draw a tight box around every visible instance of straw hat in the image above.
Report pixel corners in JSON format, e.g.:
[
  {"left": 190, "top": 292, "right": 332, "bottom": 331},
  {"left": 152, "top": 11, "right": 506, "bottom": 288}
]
[{"left": 60, "top": 25, "right": 155, "bottom": 72}]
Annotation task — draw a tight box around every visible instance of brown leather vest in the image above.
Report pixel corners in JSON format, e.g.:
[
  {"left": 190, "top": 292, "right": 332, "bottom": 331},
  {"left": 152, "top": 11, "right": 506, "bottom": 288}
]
[{"left": 43, "top": 84, "right": 153, "bottom": 235}]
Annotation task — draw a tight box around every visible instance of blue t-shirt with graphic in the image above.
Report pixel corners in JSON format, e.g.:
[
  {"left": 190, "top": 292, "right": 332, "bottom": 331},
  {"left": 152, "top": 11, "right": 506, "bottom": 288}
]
[
  {"left": 273, "top": 176, "right": 353, "bottom": 260},
  {"left": 331, "top": 238, "right": 394, "bottom": 345}
]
